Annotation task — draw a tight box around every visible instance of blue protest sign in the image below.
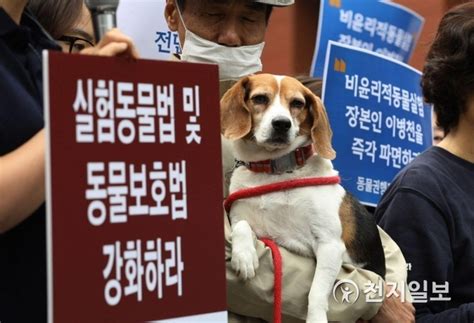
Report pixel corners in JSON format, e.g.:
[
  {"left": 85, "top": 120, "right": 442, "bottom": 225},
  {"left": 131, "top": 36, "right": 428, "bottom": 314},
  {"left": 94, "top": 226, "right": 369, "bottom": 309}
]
[
  {"left": 322, "top": 42, "right": 432, "bottom": 206},
  {"left": 311, "top": 0, "right": 424, "bottom": 77}
]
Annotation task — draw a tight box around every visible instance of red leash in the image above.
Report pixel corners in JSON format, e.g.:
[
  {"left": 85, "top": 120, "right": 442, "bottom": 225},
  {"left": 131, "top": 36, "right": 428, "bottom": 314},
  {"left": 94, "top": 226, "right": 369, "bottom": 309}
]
[
  {"left": 261, "top": 238, "right": 283, "bottom": 323},
  {"left": 224, "top": 176, "right": 341, "bottom": 322}
]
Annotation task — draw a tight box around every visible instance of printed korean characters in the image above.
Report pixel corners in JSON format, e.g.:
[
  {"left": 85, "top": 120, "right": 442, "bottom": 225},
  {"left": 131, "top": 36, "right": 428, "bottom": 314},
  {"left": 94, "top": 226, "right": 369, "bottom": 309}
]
[
  {"left": 356, "top": 176, "right": 389, "bottom": 197},
  {"left": 339, "top": 9, "right": 414, "bottom": 61},
  {"left": 155, "top": 31, "right": 181, "bottom": 55},
  {"left": 345, "top": 74, "right": 424, "bottom": 170},
  {"left": 86, "top": 161, "right": 187, "bottom": 226},
  {"left": 72, "top": 79, "right": 203, "bottom": 145},
  {"left": 103, "top": 237, "right": 184, "bottom": 306},
  {"left": 333, "top": 279, "right": 451, "bottom": 304}
]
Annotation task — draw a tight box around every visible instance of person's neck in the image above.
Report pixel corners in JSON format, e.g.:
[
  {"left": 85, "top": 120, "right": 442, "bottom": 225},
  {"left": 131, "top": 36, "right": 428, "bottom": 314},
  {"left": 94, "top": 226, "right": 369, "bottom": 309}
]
[
  {"left": 0, "top": 0, "right": 28, "bottom": 24},
  {"left": 438, "top": 118, "right": 474, "bottom": 163}
]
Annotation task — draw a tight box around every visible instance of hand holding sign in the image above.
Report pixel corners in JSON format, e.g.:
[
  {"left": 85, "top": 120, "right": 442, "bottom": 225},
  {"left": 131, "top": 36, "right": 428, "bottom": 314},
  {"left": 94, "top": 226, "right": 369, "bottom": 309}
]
[{"left": 81, "top": 28, "right": 140, "bottom": 59}]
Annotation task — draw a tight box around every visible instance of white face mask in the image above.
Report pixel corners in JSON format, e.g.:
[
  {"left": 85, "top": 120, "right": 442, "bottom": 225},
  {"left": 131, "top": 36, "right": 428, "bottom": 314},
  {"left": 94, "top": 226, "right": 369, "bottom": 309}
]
[{"left": 176, "top": 6, "right": 265, "bottom": 81}]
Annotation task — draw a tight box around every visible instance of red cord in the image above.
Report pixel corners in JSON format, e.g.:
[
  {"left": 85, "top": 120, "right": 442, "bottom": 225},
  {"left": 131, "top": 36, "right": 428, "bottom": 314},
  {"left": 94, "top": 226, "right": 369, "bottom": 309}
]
[
  {"left": 225, "top": 176, "right": 340, "bottom": 322},
  {"left": 261, "top": 238, "right": 282, "bottom": 323},
  {"left": 224, "top": 176, "right": 341, "bottom": 213}
]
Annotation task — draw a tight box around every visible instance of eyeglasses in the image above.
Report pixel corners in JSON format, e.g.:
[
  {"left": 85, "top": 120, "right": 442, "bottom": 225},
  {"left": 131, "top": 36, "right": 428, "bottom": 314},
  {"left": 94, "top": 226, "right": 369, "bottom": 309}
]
[{"left": 58, "top": 35, "right": 94, "bottom": 53}]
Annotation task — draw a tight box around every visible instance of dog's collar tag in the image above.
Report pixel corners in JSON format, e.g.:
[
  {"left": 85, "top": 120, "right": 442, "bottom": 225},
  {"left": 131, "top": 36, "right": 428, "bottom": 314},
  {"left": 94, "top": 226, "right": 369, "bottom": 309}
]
[
  {"left": 271, "top": 153, "right": 297, "bottom": 174},
  {"left": 236, "top": 145, "right": 314, "bottom": 174}
]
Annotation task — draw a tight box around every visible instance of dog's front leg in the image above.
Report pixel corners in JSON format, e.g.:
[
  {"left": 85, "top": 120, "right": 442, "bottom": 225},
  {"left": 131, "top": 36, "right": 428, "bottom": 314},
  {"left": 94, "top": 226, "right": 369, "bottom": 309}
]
[
  {"left": 307, "top": 239, "right": 345, "bottom": 323},
  {"left": 230, "top": 220, "right": 259, "bottom": 280}
]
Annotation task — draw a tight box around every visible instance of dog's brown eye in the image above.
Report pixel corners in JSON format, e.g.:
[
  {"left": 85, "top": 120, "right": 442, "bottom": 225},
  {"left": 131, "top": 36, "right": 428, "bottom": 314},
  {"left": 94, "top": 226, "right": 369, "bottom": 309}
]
[
  {"left": 251, "top": 95, "right": 269, "bottom": 105},
  {"left": 290, "top": 99, "right": 305, "bottom": 109}
]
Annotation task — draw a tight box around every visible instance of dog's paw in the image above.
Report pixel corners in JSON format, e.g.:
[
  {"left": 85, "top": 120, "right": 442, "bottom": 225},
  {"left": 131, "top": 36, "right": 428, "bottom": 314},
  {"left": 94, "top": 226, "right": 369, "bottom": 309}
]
[
  {"left": 231, "top": 247, "right": 259, "bottom": 280},
  {"left": 306, "top": 309, "right": 328, "bottom": 323}
]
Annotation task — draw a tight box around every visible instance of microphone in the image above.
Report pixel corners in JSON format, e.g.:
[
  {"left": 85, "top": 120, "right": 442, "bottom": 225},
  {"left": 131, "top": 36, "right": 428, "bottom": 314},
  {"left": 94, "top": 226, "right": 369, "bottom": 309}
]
[{"left": 85, "top": 0, "right": 120, "bottom": 41}]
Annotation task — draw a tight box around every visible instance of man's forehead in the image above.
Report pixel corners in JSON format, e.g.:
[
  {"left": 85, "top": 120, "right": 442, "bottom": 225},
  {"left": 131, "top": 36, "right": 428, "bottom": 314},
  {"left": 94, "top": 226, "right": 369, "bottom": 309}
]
[{"left": 196, "top": 0, "right": 267, "bottom": 11}]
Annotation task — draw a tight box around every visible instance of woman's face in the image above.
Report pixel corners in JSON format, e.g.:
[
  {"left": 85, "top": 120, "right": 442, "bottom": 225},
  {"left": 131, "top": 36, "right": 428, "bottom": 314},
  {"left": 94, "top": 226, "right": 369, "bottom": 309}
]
[{"left": 58, "top": 4, "right": 95, "bottom": 53}]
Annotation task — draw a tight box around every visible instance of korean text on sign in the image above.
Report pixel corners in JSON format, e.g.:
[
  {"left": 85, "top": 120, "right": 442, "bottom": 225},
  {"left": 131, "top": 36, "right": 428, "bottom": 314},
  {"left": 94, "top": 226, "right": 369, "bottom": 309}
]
[
  {"left": 72, "top": 79, "right": 202, "bottom": 145},
  {"left": 86, "top": 160, "right": 187, "bottom": 226},
  {"left": 103, "top": 236, "right": 184, "bottom": 306}
]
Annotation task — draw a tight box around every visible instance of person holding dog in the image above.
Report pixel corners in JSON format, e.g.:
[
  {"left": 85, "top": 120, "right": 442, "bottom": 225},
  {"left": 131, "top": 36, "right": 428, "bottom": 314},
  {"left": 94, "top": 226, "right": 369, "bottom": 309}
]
[
  {"left": 376, "top": 2, "right": 474, "bottom": 321},
  {"left": 164, "top": 1, "right": 414, "bottom": 322}
]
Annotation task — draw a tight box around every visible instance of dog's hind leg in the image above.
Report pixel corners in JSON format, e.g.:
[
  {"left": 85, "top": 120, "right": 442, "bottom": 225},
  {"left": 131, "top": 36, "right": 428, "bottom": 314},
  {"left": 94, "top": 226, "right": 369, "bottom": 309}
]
[{"left": 306, "top": 239, "right": 345, "bottom": 323}]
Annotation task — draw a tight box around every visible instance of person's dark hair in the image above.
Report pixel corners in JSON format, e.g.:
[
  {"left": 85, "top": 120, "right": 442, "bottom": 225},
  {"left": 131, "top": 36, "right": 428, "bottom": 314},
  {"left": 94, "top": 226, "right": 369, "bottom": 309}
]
[
  {"left": 176, "top": 0, "right": 185, "bottom": 10},
  {"left": 28, "top": 0, "right": 84, "bottom": 39},
  {"left": 176, "top": 0, "right": 274, "bottom": 24},
  {"left": 296, "top": 75, "right": 323, "bottom": 98},
  {"left": 421, "top": 2, "right": 474, "bottom": 134}
]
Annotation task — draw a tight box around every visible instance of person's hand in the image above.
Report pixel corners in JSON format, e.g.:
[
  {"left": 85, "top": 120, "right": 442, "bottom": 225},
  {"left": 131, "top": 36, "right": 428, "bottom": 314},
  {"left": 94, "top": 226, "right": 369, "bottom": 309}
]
[
  {"left": 369, "top": 288, "right": 415, "bottom": 323},
  {"left": 80, "top": 28, "right": 140, "bottom": 59}
]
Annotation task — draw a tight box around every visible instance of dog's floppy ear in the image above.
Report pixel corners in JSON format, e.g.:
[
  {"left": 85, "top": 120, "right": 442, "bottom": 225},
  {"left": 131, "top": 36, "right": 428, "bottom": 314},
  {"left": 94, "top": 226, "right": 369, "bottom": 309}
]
[
  {"left": 304, "top": 89, "right": 336, "bottom": 160},
  {"left": 220, "top": 76, "right": 252, "bottom": 140}
]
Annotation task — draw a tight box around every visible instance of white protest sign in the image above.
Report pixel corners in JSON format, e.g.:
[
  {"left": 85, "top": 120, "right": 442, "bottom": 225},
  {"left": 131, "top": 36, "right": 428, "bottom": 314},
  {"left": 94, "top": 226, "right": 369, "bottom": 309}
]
[{"left": 117, "top": 0, "right": 181, "bottom": 60}]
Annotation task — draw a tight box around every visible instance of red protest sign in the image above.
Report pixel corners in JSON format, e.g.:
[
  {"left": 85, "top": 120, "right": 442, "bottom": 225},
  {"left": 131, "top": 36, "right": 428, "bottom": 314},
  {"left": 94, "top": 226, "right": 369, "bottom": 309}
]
[{"left": 44, "top": 51, "right": 226, "bottom": 322}]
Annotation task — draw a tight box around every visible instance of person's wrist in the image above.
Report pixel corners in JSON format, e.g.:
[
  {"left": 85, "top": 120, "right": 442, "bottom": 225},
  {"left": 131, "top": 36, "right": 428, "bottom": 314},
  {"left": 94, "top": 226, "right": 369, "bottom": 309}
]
[{"left": 361, "top": 281, "right": 385, "bottom": 320}]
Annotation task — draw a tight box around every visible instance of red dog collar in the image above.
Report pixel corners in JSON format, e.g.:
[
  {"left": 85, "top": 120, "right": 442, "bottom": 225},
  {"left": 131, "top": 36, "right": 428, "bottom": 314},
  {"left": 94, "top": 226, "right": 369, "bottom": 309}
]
[{"left": 236, "top": 144, "right": 314, "bottom": 174}]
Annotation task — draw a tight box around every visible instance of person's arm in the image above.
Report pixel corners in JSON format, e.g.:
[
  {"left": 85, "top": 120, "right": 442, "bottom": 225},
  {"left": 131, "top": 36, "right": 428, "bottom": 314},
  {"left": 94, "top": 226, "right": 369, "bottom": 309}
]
[
  {"left": 0, "top": 129, "right": 45, "bottom": 233},
  {"left": 226, "top": 213, "right": 411, "bottom": 322},
  {"left": 368, "top": 286, "right": 415, "bottom": 323},
  {"left": 0, "top": 30, "right": 139, "bottom": 234},
  {"left": 377, "top": 189, "right": 474, "bottom": 322},
  {"left": 368, "top": 227, "right": 415, "bottom": 323}
]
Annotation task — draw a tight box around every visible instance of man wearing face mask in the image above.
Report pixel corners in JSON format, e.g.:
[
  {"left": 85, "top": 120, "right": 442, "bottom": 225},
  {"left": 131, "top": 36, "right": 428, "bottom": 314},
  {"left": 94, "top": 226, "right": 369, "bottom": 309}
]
[
  {"left": 166, "top": 0, "right": 271, "bottom": 96},
  {"left": 164, "top": 1, "right": 414, "bottom": 322}
]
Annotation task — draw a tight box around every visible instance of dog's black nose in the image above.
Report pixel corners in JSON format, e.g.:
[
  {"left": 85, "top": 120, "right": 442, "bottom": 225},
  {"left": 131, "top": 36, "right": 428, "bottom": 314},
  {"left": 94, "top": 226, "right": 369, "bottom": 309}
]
[{"left": 272, "top": 117, "right": 292, "bottom": 132}]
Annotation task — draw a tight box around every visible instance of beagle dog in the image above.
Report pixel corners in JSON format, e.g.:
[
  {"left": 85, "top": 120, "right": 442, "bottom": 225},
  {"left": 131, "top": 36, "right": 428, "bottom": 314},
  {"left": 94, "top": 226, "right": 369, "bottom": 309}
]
[{"left": 221, "top": 74, "right": 385, "bottom": 323}]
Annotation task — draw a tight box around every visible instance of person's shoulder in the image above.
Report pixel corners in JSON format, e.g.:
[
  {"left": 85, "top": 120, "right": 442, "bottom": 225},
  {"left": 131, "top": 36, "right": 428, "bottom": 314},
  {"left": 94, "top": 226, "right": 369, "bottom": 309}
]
[
  {"left": 375, "top": 147, "right": 447, "bottom": 216},
  {"left": 22, "top": 9, "right": 60, "bottom": 51},
  {"left": 390, "top": 146, "right": 445, "bottom": 190},
  {"left": 375, "top": 148, "right": 445, "bottom": 224}
]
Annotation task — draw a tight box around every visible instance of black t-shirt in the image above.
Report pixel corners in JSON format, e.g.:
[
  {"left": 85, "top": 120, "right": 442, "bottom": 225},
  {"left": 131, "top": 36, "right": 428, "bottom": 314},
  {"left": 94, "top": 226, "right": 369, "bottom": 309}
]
[
  {"left": 376, "top": 146, "right": 474, "bottom": 322},
  {"left": 0, "top": 8, "right": 59, "bottom": 322}
]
